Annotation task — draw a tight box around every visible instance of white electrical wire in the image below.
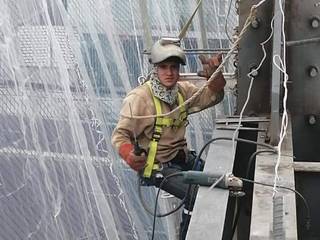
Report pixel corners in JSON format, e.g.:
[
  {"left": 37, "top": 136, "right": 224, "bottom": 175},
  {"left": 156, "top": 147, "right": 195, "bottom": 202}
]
[
  {"left": 254, "top": 0, "right": 268, "bottom": 8},
  {"left": 232, "top": 16, "right": 275, "bottom": 156},
  {"left": 272, "top": 0, "right": 289, "bottom": 196},
  {"left": 208, "top": 174, "right": 225, "bottom": 191}
]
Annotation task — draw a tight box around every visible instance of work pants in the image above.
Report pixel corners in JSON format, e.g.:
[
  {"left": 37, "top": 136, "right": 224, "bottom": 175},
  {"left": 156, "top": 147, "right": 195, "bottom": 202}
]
[{"left": 144, "top": 150, "right": 205, "bottom": 240}]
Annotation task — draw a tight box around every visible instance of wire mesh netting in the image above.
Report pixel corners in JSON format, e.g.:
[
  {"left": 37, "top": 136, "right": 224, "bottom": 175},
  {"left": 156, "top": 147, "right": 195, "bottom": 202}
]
[{"left": 0, "top": 0, "right": 238, "bottom": 239}]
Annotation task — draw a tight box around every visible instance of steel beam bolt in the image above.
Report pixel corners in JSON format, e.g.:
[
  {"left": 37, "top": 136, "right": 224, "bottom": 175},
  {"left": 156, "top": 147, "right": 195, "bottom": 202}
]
[
  {"left": 310, "top": 16, "right": 320, "bottom": 29},
  {"left": 307, "top": 115, "right": 317, "bottom": 125},
  {"left": 251, "top": 17, "right": 260, "bottom": 29},
  {"left": 249, "top": 65, "right": 259, "bottom": 78},
  {"left": 308, "top": 66, "right": 319, "bottom": 78}
]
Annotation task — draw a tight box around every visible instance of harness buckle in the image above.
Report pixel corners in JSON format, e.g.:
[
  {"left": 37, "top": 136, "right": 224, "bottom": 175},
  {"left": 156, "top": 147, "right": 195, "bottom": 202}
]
[
  {"left": 152, "top": 132, "right": 161, "bottom": 141},
  {"left": 153, "top": 163, "right": 163, "bottom": 171}
]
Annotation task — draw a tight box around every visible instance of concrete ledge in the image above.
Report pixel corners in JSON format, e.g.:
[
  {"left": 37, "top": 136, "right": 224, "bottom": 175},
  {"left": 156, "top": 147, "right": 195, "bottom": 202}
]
[
  {"left": 250, "top": 122, "right": 297, "bottom": 240},
  {"left": 186, "top": 129, "right": 238, "bottom": 240}
]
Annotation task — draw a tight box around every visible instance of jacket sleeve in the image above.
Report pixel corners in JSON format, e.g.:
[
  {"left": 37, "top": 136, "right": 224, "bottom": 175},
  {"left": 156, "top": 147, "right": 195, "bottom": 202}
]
[
  {"left": 179, "top": 81, "right": 224, "bottom": 115},
  {"left": 111, "top": 92, "right": 154, "bottom": 152}
]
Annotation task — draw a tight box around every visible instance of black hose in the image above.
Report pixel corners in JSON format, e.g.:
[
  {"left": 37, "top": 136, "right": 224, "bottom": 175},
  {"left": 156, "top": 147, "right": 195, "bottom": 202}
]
[
  {"left": 137, "top": 174, "right": 187, "bottom": 217},
  {"left": 151, "top": 172, "right": 184, "bottom": 240},
  {"left": 231, "top": 150, "right": 276, "bottom": 240}
]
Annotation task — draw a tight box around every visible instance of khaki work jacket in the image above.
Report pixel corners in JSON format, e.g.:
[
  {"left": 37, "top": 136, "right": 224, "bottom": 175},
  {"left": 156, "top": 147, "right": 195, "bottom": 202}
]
[{"left": 111, "top": 80, "right": 224, "bottom": 163}]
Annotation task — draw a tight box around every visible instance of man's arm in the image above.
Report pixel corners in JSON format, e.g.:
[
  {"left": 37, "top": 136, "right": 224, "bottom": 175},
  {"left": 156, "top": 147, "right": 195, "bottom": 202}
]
[
  {"left": 111, "top": 93, "right": 153, "bottom": 171},
  {"left": 180, "top": 54, "right": 225, "bottom": 114},
  {"left": 198, "top": 54, "right": 226, "bottom": 92}
]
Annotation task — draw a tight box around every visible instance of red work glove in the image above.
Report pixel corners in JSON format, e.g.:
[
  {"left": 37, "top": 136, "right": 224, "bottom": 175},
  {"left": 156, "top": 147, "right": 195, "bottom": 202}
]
[
  {"left": 198, "top": 54, "right": 226, "bottom": 92},
  {"left": 119, "top": 143, "right": 147, "bottom": 171}
]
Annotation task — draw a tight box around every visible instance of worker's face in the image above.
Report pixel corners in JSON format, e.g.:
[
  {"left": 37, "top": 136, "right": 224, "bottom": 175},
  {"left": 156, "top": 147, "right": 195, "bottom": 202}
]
[{"left": 156, "top": 61, "right": 180, "bottom": 89}]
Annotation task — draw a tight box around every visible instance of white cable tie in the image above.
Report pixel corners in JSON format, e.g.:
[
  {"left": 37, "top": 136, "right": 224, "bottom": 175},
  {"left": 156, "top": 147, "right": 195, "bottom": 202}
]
[{"left": 183, "top": 208, "right": 193, "bottom": 215}]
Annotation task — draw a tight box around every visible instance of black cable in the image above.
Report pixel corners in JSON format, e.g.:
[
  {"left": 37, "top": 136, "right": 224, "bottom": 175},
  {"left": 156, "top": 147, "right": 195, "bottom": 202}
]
[
  {"left": 230, "top": 196, "right": 240, "bottom": 239},
  {"left": 240, "top": 177, "right": 312, "bottom": 230},
  {"left": 151, "top": 172, "right": 184, "bottom": 240},
  {"left": 245, "top": 150, "right": 277, "bottom": 179},
  {"left": 231, "top": 150, "right": 299, "bottom": 239},
  {"left": 192, "top": 137, "right": 276, "bottom": 180},
  {"left": 181, "top": 137, "right": 276, "bottom": 239},
  {"left": 140, "top": 137, "right": 275, "bottom": 217},
  {"left": 179, "top": 185, "right": 197, "bottom": 240},
  {"left": 137, "top": 175, "right": 188, "bottom": 217},
  {"left": 230, "top": 195, "right": 243, "bottom": 240},
  {"left": 151, "top": 171, "right": 225, "bottom": 240},
  {"left": 147, "top": 136, "right": 305, "bottom": 240},
  {"left": 230, "top": 149, "right": 277, "bottom": 240}
]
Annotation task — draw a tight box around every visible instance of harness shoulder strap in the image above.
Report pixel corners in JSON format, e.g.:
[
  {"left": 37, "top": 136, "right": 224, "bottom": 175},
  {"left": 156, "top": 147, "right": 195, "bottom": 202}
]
[
  {"left": 143, "top": 81, "right": 187, "bottom": 177},
  {"left": 143, "top": 82, "right": 161, "bottom": 177}
]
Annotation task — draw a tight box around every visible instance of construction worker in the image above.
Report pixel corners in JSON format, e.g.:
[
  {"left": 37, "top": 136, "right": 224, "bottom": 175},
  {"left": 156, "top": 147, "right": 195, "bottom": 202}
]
[{"left": 111, "top": 38, "right": 226, "bottom": 239}]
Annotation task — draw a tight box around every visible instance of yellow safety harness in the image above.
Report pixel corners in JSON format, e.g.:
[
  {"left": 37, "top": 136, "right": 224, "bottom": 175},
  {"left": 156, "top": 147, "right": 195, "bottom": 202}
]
[{"left": 143, "top": 81, "right": 187, "bottom": 178}]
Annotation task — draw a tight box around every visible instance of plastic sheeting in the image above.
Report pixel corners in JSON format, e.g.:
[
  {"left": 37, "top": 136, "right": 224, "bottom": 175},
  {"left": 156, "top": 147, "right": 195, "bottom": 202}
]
[{"left": 0, "top": 0, "right": 237, "bottom": 239}]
